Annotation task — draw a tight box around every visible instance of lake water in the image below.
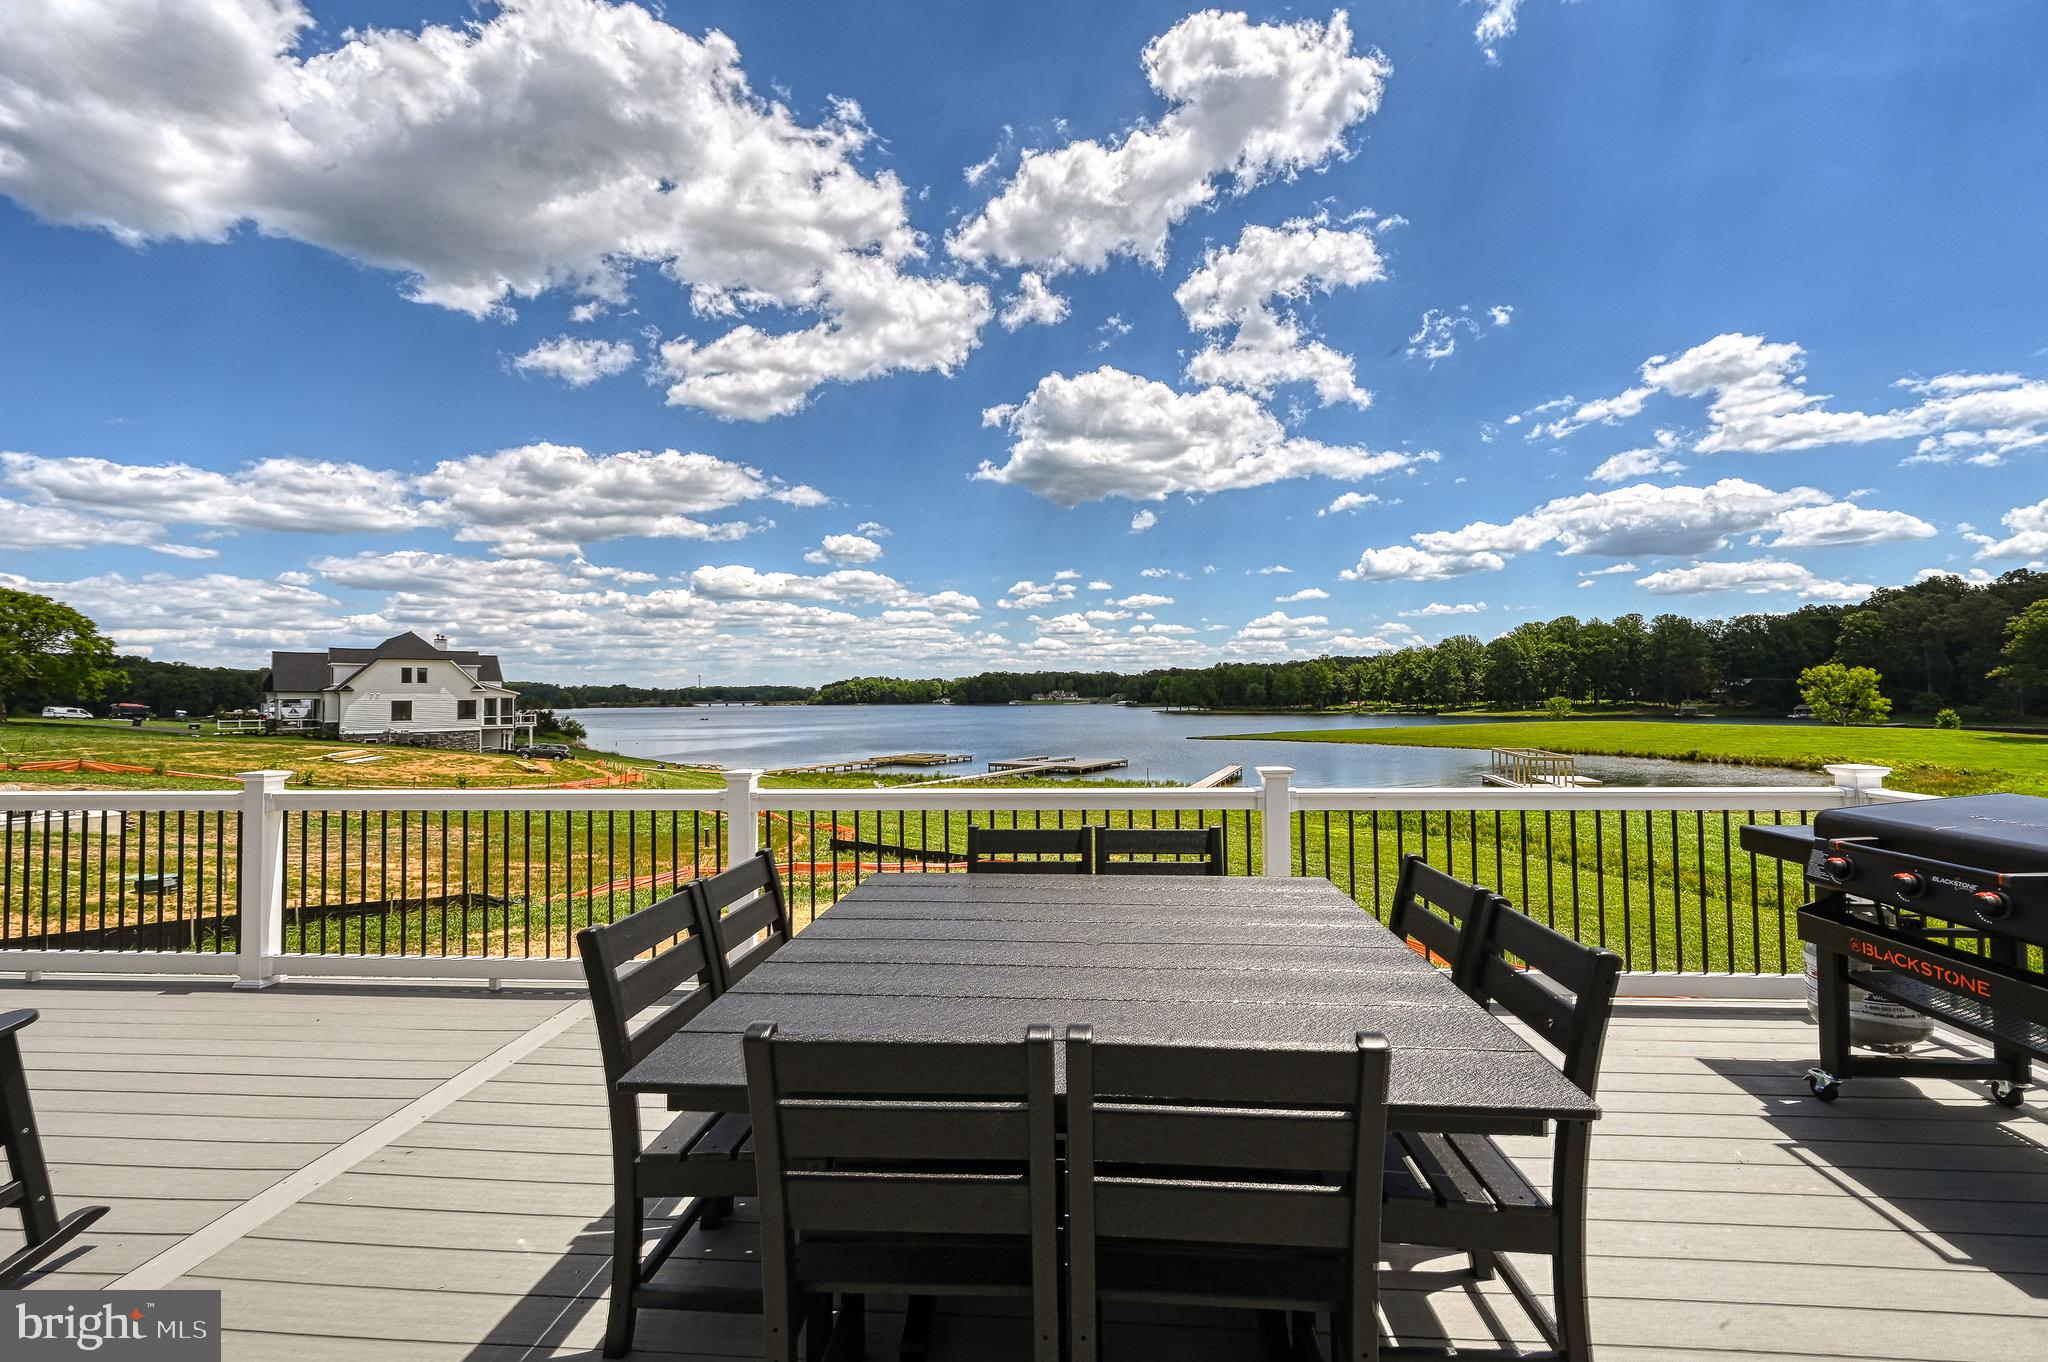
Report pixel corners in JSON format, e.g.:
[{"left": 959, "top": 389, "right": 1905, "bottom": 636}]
[{"left": 564, "top": 705, "right": 1819, "bottom": 788}]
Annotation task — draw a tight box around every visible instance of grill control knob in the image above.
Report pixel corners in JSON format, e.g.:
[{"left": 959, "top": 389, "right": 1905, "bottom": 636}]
[
  {"left": 1820, "top": 854, "right": 1854, "bottom": 881},
  {"left": 1890, "top": 871, "right": 1926, "bottom": 899},
  {"left": 1972, "top": 890, "right": 2013, "bottom": 922}
]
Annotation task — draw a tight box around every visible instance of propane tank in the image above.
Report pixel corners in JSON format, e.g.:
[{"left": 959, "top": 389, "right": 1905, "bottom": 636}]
[{"left": 1803, "top": 942, "right": 1935, "bottom": 1052}]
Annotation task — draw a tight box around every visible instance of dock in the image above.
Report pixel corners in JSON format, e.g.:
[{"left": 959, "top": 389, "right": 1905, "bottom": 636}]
[
  {"left": 986, "top": 755, "right": 1130, "bottom": 775},
  {"left": 1481, "top": 747, "right": 1602, "bottom": 789},
  {"left": 767, "top": 752, "right": 973, "bottom": 776},
  {"left": 1189, "top": 764, "right": 1244, "bottom": 788}
]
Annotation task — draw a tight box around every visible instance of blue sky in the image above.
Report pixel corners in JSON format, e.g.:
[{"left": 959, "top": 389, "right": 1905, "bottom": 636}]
[{"left": 3, "top": 0, "right": 2046, "bottom": 683}]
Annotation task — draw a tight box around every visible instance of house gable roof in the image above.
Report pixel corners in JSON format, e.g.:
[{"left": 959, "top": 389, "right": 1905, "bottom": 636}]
[{"left": 266, "top": 634, "right": 509, "bottom": 693}]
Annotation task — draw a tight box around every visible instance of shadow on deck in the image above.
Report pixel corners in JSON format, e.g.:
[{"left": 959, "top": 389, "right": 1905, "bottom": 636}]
[{"left": 1, "top": 982, "right": 2044, "bottom": 1360}]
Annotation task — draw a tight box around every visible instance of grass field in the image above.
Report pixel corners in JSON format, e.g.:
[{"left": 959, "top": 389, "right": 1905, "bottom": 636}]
[
  {"left": 1204, "top": 719, "right": 2048, "bottom": 797},
  {"left": 0, "top": 717, "right": 716, "bottom": 790}
]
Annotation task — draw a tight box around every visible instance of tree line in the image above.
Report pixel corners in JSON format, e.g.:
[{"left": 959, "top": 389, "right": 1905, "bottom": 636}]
[
  {"left": 506, "top": 680, "right": 814, "bottom": 707},
  {"left": 8, "top": 569, "right": 2047, "bottom": 720},
  {"left": 816, "top": 570, "right": 2048, "bottom": 715}
]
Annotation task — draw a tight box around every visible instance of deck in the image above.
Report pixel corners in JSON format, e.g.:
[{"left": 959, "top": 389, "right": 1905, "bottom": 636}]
[{"left": 2, "top": 980, "right": 2044, "bottom": 1360}]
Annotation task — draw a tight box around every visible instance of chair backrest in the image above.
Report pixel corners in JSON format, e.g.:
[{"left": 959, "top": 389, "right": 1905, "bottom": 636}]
[
  {"left": 1386, "top": 855, "right": 1495, "bottom": 992},
  {"left": 576, "top": 889, "right": 722, "bottom": 1141},
  {"left": 965, "top": 824, "right": 1094, "bottom": 874},
  {"left": 1065, "top": 1026, "right": 1390, "bottom": 1263},
  {"left": 1092, "top": 825, "right": 1224, "bottom": 876},
  {"left": 695, "top": 850, "right": 792, "bottom": 989},
  {"left": 1468, "top": 900, "right": 1622, "bottom": 1097},
  {"left": 745, "top": 1022, "right": 1060, "bottom": 1319}
]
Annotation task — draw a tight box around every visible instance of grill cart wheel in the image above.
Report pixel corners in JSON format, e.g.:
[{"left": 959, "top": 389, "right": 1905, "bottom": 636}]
[
  {"left": 1990, "top": 1081, "right": 2027, "bottom": 1109},
  {"left": 1805, "top": 1068, "right": 1841, "bottom": 1103}
]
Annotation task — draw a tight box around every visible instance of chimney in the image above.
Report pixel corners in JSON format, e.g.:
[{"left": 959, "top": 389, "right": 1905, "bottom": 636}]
[{"left": 432, "top": 633, "right": 450, "bottom": 651}]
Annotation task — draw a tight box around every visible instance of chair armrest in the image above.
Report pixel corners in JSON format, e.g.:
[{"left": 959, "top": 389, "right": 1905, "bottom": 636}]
[{"left": 0, "top": 1008, "right": 40, "bottom": 1039}]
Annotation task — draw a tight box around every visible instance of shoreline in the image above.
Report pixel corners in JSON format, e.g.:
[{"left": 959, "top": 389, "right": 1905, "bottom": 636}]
[{"left": 1194, "top": 718, "right": 2048, "bottom": 797}]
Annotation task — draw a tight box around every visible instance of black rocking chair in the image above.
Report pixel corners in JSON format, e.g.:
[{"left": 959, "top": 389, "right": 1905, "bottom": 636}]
[{"left": 1, "top": 1009, "right": 109, "bottom": 1286}]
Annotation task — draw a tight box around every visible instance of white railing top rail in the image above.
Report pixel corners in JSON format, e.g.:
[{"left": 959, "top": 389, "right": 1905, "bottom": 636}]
[
  {"left": 0, "top": 789, "right": 240, "bottom": 813},
  {"left": 1, "top": 763, "right": 1904, "bottom": 816},
  {"left": 1291, "top": 784, "right": 1849, "bottom": 813},
  {"left": 271, "top": 787, "right": 724, "bottom": 813},
  {"left": 752, "top": 785, "right": 1260, "bottom": 812}
]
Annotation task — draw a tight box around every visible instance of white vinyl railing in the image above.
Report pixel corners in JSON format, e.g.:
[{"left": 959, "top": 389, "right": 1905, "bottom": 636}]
[{"left": 0, "top": 762, "right": 1905, "bottom": 993}]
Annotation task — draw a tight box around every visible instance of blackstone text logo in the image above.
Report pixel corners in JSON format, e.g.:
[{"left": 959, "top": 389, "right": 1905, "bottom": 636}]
[
  {"left": 1848, "top": 936, "right": 1993, "bottom": 998},
  {"left": 3, "top": 1292, "right": 220, "bottom": 1360}
]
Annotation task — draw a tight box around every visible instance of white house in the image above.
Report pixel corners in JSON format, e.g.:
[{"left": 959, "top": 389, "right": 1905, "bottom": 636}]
[{"left": 262, "top": 632, "right": 533, "bottom": 752}]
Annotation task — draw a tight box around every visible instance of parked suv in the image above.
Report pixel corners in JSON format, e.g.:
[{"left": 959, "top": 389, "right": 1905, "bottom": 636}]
[
  {"left": 40, "top": 705, "right": 93, "bottom": 720},
  {"left": 515, "top": 742, "right": 573, "bottom": 760}
]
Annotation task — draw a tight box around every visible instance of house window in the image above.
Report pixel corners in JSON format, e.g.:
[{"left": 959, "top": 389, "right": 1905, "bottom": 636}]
[
  {"left": 457, "top": 700, "right": 476, "bottom": 721},
  {"left": 398, "top": 666, "right": 430, "bottom": 684},
  {"left": 483, "top": 697, "right": 498, "bottom": 721},
  {"left": 391, "top": 700, "right": 414, "bottom": 722}
]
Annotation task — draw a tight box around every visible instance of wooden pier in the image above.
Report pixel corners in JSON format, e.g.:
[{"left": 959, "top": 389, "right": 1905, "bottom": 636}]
[
  {"left": 1481, "top": 747, "right": 1601, "bottom": 788},
  {"left": 1188, "top": 764, "right": 1244, "bottom": 788},
  {"left": 767, "top": 752, "right": 972, "bottom": 776},
  {"left": 986, "top": 755, "right": 1130, "bottom": 775}
]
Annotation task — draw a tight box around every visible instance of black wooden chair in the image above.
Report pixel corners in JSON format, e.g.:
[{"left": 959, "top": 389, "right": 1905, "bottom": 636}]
[
  {"left": 577, "top": 892, "right": 759, "bottom": 1358},
  {"left": 1092, "top": 825, "right": 1225, "bottom": 876},
  {"left": 696, "top": 850, "right": 794, "bottom": 990},
  {"left": 1380, "top": 902, "right": 1621, "bottom": 1362},
  {"left": 1386, "top": 855, "right": 1496, "bottom": 994},
  {"left": 1065, "top": 1025, "right": 1392, "bottom": 1362},
  {"left": 0, "top": 1009, "right": 108, "bottom": 1287},
  {"left": 965, "top": 824, "right": 1094, "bottom": 874},
  {"left": 745, "top": 1021, "right": 1061, "bottom": 1362}
]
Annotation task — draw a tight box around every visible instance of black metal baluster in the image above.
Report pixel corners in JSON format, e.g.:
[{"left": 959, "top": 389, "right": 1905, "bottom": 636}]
[
  {"left": 1592, "top": 811, "right": 1607, "bottom": 949},
  {"left": 1568, "top": 810, "right": 1582, "bottom": 943},
  {"left": 1618, "top": 810, "right": 1634, "bottom": 971},
  {"left": 1645, "top": 810, "right": 1660, "bottom": 972}
]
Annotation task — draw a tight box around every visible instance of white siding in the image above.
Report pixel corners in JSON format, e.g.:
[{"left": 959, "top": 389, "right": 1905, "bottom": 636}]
[{"left": 333, "top": 659, "right": 512, "bottom": 739}]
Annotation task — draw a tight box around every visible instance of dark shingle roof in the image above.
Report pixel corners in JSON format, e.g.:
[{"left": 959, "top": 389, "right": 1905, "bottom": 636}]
[
  {"left": 265, "top": 652, "right": 332, "bottom": 693},
  {"left": 266, "top": 633, "right": 508, "bottom": 692}
]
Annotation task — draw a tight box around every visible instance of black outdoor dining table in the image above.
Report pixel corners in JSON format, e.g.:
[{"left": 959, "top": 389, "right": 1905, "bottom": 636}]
[{"left": 620, "top": 874, "right": 1599, "bottom": 1136}]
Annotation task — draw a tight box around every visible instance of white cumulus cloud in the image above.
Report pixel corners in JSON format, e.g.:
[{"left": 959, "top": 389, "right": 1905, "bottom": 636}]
[
  {"left": 1176, "top": 218, "right": 1382, "bottom": 408},
  {"left": 0, "top": 0, "right": 985, "bottom": 420},
  {"left": 948, "top": 10, "right": 1388, "bottom": 273},
  {"left": 415, "top": 443, "right": 823, "bottom": 557},
  {"left": 997, "top": 272, "right": 1070, "bottom": 330},
  {"left": 803, "top": 533, "right": 885, "bottom": 565},
  {"left": 1533, "top": 333, "right": 2048, "bottom": 461},
  {"left": 976, "top": 367, "right": 1427, "bottom": 506},
  {"left": 1340, "top": 479, "right": 1927, "bottom": 582},
  {"left": 1969, "top": 497, "right": 2048, "bottom": 561},
  {"left": 1634, "top": 559, "right": 1874, "bottom": 602},
  {"left": 512, "top": 336, "right": 636, "bottom": 387}
]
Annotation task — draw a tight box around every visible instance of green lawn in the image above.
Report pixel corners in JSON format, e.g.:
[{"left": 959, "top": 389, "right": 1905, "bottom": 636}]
[
  {"left": 0, "top": 717, "right": 701, "bottom": 790},
  {"left": 1203, "top": 719, "right": 2048, "bottom": 797}
]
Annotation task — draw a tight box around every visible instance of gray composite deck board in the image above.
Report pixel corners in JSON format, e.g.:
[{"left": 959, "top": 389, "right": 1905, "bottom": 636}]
[{"left": 0, "top": 978, "right": 2042, "bottom": 1360}]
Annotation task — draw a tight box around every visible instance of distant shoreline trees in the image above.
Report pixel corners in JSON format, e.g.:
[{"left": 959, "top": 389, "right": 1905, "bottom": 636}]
[{"left": 6, "top": 568, "right": 2044, "bottom": 721}]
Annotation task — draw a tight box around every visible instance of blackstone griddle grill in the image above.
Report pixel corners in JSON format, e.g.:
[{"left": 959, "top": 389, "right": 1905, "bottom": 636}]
[{"left": 1742, "top": 793, "right": 2048, "bottom": 1107}]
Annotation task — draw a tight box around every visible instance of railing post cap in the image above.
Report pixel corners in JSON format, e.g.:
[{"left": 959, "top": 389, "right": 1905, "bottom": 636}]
[
  {"left": 238, "top": 769, "right": 293, "bottom": 787},
  {"left": 1822, "top": 763, "right": 1891, "bottom": 788},
  {"left": 723, "top": 767, "right": 762, "bottom": 785},
  {"left": 1254, "top": 765, "right": 1296, "bottom": 780}
]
